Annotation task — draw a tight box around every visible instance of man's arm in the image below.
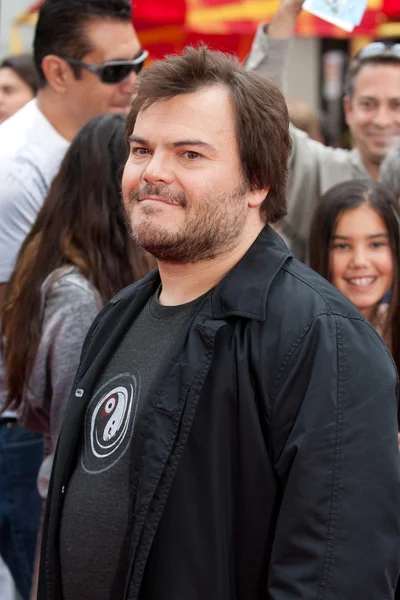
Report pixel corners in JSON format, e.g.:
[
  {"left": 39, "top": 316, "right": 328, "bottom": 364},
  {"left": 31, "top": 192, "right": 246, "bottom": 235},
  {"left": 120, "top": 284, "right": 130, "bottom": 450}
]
[
  {"left": 268, "top": 313, "right": 400, "bottom": 598},
  {"left": 245, "top": 0, "right": 303, "bottom": 90}
]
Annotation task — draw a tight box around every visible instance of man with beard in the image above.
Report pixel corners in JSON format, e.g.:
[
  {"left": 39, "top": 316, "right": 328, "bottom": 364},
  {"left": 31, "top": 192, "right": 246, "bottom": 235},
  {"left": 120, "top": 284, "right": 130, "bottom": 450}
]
[
  {"left": 245, "top": 0, "right": 400, "bottom": 261},
  {"left": 39, "top": 47, "right": 400, "bottom": 600}
]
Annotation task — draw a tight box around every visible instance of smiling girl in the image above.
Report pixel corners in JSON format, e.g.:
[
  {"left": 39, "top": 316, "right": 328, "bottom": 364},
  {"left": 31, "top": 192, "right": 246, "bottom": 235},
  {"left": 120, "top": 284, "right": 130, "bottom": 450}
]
[{"left": 309, "top": 179, "right": 400, "bottom": 372}]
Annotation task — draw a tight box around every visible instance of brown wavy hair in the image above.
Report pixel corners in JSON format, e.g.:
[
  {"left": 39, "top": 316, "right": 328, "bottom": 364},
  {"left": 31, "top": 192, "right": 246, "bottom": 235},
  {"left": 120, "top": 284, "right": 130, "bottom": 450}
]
[{"left": 2, "top": 114, "right": 155, "bottom": 410}]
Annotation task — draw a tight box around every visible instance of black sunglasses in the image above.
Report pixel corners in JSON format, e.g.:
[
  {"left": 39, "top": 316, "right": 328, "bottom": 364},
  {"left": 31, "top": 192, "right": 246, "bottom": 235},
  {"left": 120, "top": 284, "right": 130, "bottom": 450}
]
[
  {"left": 61, "top": 49, "right": 149, "bottom": 84},
  {"left": 358, "top": 42, "right": 400, "bottom": 60}
]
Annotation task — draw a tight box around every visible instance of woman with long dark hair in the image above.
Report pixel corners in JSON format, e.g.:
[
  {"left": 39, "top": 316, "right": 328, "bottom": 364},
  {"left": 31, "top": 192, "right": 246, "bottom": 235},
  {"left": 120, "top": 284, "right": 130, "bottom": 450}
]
[
  {"left": 0, "top": 114, "right": 154, "bottom": 598},
  {"left": 309, "top": 179, "right": 400, "bottom": 375}
]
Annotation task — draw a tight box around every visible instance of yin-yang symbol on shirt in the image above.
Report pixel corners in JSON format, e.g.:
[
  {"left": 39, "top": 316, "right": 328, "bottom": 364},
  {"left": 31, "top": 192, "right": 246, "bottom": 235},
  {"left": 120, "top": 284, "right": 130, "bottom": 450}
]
[{"left": 82, "top": 372, "right": 140, "bottom": 474}]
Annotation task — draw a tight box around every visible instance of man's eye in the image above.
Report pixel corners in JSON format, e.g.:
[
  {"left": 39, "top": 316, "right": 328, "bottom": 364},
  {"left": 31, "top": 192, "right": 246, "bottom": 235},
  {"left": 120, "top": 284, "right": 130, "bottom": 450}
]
[
  {"left": 183, "top": 151, "right": 201, "bottom": 160},
  {"left": 132, "top": 147, "right": 149, "bottom": 156}
]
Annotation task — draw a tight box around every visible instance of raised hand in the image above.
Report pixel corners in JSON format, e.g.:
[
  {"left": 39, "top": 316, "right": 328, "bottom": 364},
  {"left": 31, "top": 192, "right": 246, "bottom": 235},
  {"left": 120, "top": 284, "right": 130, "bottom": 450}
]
[{"left": 268, "top": 0, "right": 305, "bottom": 38}]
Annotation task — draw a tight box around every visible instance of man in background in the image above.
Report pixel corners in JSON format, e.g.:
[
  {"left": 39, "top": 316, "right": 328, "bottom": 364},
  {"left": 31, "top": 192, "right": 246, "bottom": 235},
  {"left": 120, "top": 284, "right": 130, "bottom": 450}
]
[
  {"left": 0, "top": 0, "right": 145, "bottom": 309},
  {"left": 246, "top": 0, "right": 400, "bottom": 260}
]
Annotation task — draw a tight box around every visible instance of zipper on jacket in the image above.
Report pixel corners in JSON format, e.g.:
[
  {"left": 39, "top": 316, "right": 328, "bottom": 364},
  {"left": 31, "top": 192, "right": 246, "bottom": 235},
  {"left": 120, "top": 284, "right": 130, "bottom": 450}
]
[{"left": 60, "top": 390, "right": 84, "bottom": 494}]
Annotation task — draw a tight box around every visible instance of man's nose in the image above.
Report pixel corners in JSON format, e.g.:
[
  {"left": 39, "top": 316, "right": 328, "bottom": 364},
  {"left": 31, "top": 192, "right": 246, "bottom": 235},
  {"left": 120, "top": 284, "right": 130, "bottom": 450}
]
[
  {"left": 119, "top": 71, "right": 137, "bottom": 94},
  {"left": 143, "top": 152, "right": 174, "bottom": 186},
  {"left": 373, "top": 104, "right": 393, "bottom": 128}
]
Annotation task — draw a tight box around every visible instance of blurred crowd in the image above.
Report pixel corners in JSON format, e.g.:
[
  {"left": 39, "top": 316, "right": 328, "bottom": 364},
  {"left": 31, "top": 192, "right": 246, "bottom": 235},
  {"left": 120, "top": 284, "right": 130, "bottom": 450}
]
[{"left": 0, "top": 0, "right": 400, "bottom": 599}]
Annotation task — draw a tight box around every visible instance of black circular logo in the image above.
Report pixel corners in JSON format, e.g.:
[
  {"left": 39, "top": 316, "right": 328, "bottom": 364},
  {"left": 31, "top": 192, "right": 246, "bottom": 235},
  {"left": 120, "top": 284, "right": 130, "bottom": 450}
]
[{"left": 81, "top": 372, "right": 140, "bottom": 474}]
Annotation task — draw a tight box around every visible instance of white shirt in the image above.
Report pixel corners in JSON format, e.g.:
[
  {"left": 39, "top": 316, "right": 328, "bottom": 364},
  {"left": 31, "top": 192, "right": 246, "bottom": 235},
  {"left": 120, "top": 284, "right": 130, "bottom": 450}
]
[
  {"left": 0, "top": 99, "right": 69, "bottom": 282},
  {"left": 0, "top": 99, "right": 69, "bottom": 417}
]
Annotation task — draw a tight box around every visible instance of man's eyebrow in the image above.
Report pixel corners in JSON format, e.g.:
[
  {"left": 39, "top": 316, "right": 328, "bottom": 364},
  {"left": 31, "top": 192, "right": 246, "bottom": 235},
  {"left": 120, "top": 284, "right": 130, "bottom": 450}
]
[
  {"left": 129, "top": 135, "right": 148, "bottom": 145},
  {"left": 128, "top": 136, "right": 217, "bottom": 152},
  {"left": 170, "top": 139, "right": 217, "bottom": 151}
]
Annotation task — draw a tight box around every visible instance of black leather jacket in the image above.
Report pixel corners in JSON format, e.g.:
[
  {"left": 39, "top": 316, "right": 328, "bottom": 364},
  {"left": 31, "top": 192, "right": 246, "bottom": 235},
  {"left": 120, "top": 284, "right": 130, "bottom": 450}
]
[{"left": 39, "top": 226, "right": 400, "bottom": 600}]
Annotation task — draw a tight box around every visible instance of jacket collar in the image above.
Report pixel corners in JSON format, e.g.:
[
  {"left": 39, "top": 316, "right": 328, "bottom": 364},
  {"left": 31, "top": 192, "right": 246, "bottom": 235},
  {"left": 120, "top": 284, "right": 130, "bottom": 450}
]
[{"left": 210, "top": 225, "right": 292, "bottom": 321}]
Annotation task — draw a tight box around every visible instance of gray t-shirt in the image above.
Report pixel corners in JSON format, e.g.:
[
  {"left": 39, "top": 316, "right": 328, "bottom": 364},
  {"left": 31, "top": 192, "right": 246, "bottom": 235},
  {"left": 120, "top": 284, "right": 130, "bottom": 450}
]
[{"left": 60, "top": 289, "right": 204, "bottom": 600}]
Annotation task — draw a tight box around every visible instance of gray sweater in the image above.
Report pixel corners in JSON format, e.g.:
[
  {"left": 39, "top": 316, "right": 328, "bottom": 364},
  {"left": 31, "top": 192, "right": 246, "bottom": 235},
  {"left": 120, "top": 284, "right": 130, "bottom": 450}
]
[
  {"left": 0, "top": 266, "right": 102, "bottom": 497},
  {"left": 18, "top": 266, "right": 103, "bottom": 448},
  {"left": 0, "top": 267, "right": 101, "bottom": 453}
]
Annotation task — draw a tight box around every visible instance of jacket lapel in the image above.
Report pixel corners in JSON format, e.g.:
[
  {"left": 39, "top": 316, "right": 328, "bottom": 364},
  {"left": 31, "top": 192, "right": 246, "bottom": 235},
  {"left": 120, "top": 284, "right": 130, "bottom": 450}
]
[{"left": 125, "top": 306, "right": 227, "bottom": 599}]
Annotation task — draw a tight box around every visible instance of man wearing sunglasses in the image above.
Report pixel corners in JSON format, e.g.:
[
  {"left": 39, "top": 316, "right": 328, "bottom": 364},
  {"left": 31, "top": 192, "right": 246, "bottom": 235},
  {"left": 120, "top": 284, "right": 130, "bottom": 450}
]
[
  {"left": 0, "top": 0, "right": 145, "bottom": 310},
  {"left": 246, "top": 0, "right": 400, "bottom": 262},
  {"left": 0, "top": 1, "right": 145, "bottom": 597}
]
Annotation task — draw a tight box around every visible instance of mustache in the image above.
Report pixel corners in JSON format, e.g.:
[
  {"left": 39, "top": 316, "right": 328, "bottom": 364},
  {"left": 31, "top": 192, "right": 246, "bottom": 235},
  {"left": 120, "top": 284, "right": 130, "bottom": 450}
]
[
  {"left": 364, "top": 127, "right": 400, "bottom": 134},
  {"left": 128, "top": 184, "right": 188, "bottom": 207}
]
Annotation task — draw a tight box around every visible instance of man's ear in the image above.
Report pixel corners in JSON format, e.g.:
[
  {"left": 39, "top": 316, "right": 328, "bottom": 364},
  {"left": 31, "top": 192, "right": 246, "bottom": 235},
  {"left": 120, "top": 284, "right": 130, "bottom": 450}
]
[
  {"left": 41, "top": 55, "right": 72, "bottom": 93},
  {"left": 248, "top": 186, "right": 269, "bottom": 209}
]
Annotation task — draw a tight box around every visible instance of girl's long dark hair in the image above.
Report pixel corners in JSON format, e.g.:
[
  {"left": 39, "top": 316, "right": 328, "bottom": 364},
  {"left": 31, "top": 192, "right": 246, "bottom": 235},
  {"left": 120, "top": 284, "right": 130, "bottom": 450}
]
[
  {"left": 309, "top": 178, "right": 400, "bottom": 378},
  {"left": 2, "top": 114, "right": 155, "bottom": 410}
]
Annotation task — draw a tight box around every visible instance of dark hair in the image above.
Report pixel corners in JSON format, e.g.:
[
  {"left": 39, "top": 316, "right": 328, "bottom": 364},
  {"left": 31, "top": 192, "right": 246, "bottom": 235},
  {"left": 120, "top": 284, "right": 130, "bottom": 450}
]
[
  {"left": 1, "top": 114, "right": 155, "bottom": 410},
  {"left": 34, "top": 0, "right": 132, "bottom": 87},
  {"left": 344, "top": 53, "right": 400, "bottom": 99},
  {"left": 126, "top": 44, "right": 292, "bottom": 223},
  {"left": 309, "top": 179, "right": 400, "bottom": 377},
  {"left": 0, "top": 54, "right": 39, "bottom": 94},
  {"left": 380, "top": 143, "right": 400, "bottom": 200}
]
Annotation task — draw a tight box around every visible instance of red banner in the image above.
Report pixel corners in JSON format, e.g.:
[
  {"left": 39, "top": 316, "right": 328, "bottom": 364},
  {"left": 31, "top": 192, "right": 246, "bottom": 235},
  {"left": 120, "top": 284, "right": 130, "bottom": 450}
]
[
  {"left": 382, "top": 0, "right": 400, "bottom": 18},
  {"left": 133, "top": 0, "right": 400, "bottom": 60}
]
